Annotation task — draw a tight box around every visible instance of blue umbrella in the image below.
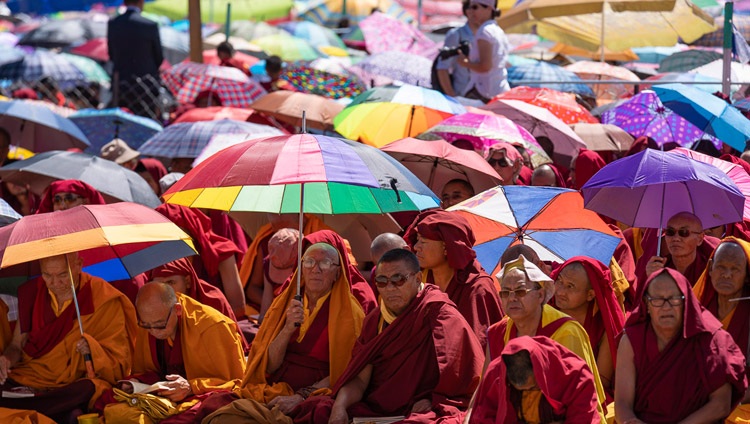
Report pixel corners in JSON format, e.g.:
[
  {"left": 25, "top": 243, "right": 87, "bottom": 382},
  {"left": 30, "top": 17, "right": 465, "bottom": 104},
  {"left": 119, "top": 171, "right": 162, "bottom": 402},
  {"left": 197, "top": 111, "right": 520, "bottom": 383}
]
[
  {"left": 0, "top": 49, "right": 86, "bottom": 89},
  {"left": 70, "top": 108, "right": 163, "bottom": 154},
  {"left": 508, "top": 62, "right": 595, "bottom": 97},
  {"left": 138, "top": 119, "right": 268, "bottom": 158},
  {"left": 159, "top": 27, "right": 189, "bottom": 65},
  {"left": 653, "top": 83, "right": 750, "bottom": 151},
  {"left": 0, "top": 100, "right": 90, "bottom": 152}
]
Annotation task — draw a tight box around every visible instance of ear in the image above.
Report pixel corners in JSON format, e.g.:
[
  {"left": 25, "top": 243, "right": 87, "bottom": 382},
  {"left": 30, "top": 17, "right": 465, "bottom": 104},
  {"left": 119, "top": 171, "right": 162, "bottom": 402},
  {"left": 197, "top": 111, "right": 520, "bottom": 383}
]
[
  {"left": 586, "top": 289, "right": 595, "bottom": 303},
  {"left": 175, "top": 303, "right": 183, "bottom": 317},
  {"left": 184, "top": 275, "right": 192, "bottom": 289}
]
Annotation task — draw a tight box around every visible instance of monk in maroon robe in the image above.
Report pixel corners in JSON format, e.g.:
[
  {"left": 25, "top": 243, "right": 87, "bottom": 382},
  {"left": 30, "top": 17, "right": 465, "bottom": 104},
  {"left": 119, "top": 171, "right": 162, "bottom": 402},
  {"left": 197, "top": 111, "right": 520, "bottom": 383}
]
[
  {"left": 468, "top": 336, "right": 601, "bottom": 424},
  {"left": 615, "top": 268, "right": 747, "bottom": 423},
  {"left": 292, "top": 249, "right": 484, "bottom": 424},
  {"left": 404, "top": 209, "right": 503, "bottom": 349}
]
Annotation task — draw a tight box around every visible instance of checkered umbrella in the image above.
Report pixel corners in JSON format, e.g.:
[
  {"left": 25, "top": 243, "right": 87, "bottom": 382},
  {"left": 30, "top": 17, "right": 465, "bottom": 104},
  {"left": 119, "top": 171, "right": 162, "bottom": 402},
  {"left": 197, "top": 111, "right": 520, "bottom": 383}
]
[
  {"left": 70, "top": 108, "right": 163, "bottom": 154},
  {"left": 162, "top": 62, "right": 266, "bottom": 107},
  {"left": 138, "top": 119, "right": 266, "bottom": 159},
  {"left": 692, "top": 15, "right": 750, "bottom": 47},
  {"left": 0, "top": 49, "right": 86, "bottom": 89},
  {"left": 59, "top": 53, "right": 110, "bottom": 86},
  {"left": 508, "top": 62, "right": 595, "bottom": 97},
  {"left": 658, "top": 49, "right": 722, "bottom": 73}
]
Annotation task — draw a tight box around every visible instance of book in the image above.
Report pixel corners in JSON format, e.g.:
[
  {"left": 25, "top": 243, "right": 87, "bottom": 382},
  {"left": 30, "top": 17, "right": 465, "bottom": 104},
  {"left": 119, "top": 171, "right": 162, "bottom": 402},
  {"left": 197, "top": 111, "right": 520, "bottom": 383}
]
[
  {"left": 2, "top": 386, "right": 35, "bottom": 398},
  {"left": 352, "top": 417, "right": 406, "bottom": 424},
  {"left": 117, "top": 380, "right": 170, "bottom": 395}
]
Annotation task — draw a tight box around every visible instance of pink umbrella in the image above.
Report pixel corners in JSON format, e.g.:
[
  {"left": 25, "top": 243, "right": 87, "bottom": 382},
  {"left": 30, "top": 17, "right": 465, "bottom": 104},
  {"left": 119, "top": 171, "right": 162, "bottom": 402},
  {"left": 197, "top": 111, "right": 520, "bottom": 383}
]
[
  {"left": 359, "top": 12, "right": 439, "bottom": 59},
  {"left": 380, "top": 137, "right": 502, "bottom": 194},
  {"left": 421, "top": 112, "right": 550, "bottom": 165},
  {"left": 671, "top": 147, "right": 750, "bottom": 221}
]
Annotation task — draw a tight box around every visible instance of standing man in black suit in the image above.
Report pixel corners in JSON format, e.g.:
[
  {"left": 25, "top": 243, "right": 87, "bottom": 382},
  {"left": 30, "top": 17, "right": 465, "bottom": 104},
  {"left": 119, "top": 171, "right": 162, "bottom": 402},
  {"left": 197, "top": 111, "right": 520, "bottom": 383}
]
[{"left": 108, "top": 0, "right": 164, "bottom": 119}]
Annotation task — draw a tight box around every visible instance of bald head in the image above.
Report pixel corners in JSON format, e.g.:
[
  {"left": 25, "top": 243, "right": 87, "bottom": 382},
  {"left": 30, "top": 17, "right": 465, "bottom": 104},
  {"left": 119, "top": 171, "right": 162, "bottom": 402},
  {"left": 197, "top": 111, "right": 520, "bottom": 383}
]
[
  {"left": 710, "top": 241, "right": 749, "bottom": 296},
  {"left": 531, "top": 164, "right": 557, "bottom": 187},
  {"left": 667, "top": 212, "right": 703, "bottom": 231},
  {"left": 136, "top": 281, "right": 178, "bottom": 310},
  {"left": 501, "top": 245, "right": 541, "bottom": 266},
  {"left": 371, "top": 233, "right": 408, "bottom": 263}
]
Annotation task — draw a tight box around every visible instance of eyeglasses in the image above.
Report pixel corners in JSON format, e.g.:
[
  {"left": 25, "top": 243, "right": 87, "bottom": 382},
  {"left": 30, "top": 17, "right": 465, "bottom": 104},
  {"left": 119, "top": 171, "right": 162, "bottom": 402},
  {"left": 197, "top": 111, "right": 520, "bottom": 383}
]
[
  {"left": 645, "top": 295, "right": 685, "bottom": 307},
  {"left": 301, "top": 257, "right": 339, "bottom": 271},
  {"left": 488, "top": 157, "right": 510, "bottom": 168},
  {"left": 664, "top": 227, "right": 702, "bottom": 238},
  {"left": 469, "top": 3, "right": 489, "bottom": 9},
  {"left": 499, "top": 287, "right": 540, "bottom": 299},
  {"left": 52, "top": 194, "right": 82, "bottom": 205},
  {"left": 374, "top": 272, "right": 415, "bottom": 289},
  {"left": 138, "top": 306, "right": 173, "bottom": 330}
]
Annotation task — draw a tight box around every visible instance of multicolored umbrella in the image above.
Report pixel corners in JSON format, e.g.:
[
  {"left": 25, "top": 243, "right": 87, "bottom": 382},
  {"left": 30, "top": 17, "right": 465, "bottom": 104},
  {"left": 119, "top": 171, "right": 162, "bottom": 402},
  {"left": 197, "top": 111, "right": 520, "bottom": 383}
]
[
  {"left": 508, "top": 62, "right": 595, "bottom": 97},
  {"left": 69, "top": 108, "right": 163, "bottom": 153},
  {"left": 251, "top": 33, "right": 321, "bottom": 62},
  {"left": 161, "top": 62, "right": 266, "bottom": 107},
  {"left": 570, "top": 123, "right": 634, "bottom": 152},
  {"left": 0, "top": 100, "right": 90, "bottom": 152},
  {"left": 280, "top": 64, "right": 366, "bottom": 99},
  {"left": 59, "top": 52, "right": 110, "bottom": 86},
  {"left": 334, "top": 84, "right": 466, "bottom": 147},
  {"left": 192, "top": 132, "right": 285, "bottom": 167},
  {"left": 564, "top": 60, "right": 640, "bottom": 102},
  {"left": 296, "top": 0, "right": 414, "bottom": 25},
  {"left": 0, "top": 49, "right": 86, "bottom": 89},
  {"left": 491, "top": 86, "right": 598, "bottom": 125},
  {"left": 277, "top": 21, "right": 346, "bottom": 49},
  {"left": 349, "top": 51, "right": 433, "bottom": 88},
  {"left": 251, "top": 91, "right": 345, "bottom": 131},
  {"left": 449, "top": 186, "right": 621, "bottom": 276},
  {"left": 138, "top": 119, "right": 266, "bottom": 159},
  {"left": 358, "top": 12, "right": 438, "bottom": 58}
]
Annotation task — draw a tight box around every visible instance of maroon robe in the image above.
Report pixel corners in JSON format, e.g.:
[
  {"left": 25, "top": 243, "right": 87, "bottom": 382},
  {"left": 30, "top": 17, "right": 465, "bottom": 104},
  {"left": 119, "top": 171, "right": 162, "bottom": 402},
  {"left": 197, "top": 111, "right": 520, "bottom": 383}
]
[
  {"left": 623, "top": 268, "right": 747, "bottom": 423},
  {"left": 292, "top": 285, "right": 484, "bottom": 424},
  {"left": 469, "top": 336, "right": 600, "bottom": 424}
]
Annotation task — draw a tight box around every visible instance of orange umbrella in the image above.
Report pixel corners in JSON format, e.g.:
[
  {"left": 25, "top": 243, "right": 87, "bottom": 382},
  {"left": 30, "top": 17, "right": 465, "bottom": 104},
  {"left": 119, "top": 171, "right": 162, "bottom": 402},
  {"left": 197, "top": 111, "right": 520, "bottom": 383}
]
[
  {"left": 491, "top": 86, "right": 598, "bottom": 125},
  {"left": 250, "top": 91, "right": 344, "bottom": 131}
]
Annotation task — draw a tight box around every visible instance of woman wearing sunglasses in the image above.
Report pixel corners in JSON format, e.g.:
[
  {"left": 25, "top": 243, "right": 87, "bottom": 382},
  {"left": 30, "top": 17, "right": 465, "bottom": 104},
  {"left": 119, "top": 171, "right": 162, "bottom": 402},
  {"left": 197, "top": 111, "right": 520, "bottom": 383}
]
[
  {"left": 456, "top": 0, "right": 510, "bottom": 102},
  {"left": 35, "top": 179, "right": 105, "bottom": 213}
]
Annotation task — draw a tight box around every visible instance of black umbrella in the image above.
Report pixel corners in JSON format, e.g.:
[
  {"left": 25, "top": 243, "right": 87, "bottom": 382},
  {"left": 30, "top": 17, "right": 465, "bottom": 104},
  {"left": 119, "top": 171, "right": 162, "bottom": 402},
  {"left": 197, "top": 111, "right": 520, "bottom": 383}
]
[{"left": 18, "top": 19, "right": 107, "bottom": 49}]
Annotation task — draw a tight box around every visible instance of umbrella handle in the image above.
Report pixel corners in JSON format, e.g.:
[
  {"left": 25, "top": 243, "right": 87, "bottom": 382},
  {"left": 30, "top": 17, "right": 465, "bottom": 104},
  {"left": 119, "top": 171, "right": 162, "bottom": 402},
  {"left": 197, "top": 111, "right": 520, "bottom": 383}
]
[
  {"left": 294, "top": 294, "right": 302, "bottom": 328},
  {"left": 84, "top": 353, "right": 96, "bottom": 379}
]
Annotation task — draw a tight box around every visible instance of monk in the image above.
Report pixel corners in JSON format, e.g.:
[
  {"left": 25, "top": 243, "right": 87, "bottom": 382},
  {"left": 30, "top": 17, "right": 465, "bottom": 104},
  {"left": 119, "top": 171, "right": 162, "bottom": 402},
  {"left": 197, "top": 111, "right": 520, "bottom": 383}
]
[
  {"left": 405, "top": 209, "right": 503, "bottom": 349},
  {"left": 0, "top": 253, "right": 136, "bottom": 422},
  {"left": 486, "top": 142, "right": 522, "bottom": 186},
  {"left": 615, "top": 268, "right": 747, "bottom": 423},
  {"left": 369, "top": 233, "right": 408, "bottom": 295},
  {"left": 488, "top": 255, "right": 607, "bottom": 420},
  {"left": 570, "top": 148, "right": 605, "bottom": 190},
  {"left": 530, "top": 164, "right": 560, "bottom": 187},
  {"left": 204, "top": 242, "right": 365, "bottom": 423},
  {"left": 35, "top": 179, "right": 106, "bottom": 213},
  {"left": 259, "top": 228, "right": 299, "bottom": 321},
  {"left": 440, "top": 179, "right": 475, "bottom": 209},
  {"left": 292, "top": 248, "right": 484, "bottom": 423},
  {"left": 550, "top": 256, "right": 626, "bottom": 398},
  {"left": 104, "top": 282, "right": 246, "bottom": 423},
  {"left": 468, "top": 336, "right": 601, "bottom": 423},
  {"left": 693, "top": 238, "right": 750, "bottom": 422},
  {"left": 639, "top": 212, "right": 720, "bottom": 290}
]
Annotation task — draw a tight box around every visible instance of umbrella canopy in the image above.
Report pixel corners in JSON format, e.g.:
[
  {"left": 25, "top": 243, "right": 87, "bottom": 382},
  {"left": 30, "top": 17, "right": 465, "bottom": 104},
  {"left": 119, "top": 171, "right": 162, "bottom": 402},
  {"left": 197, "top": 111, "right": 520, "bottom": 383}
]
[
  {"left": 0, "top": 198, "right": 21, "bottom": 228},
  {"left": 659, "top": 49, "right": 722, "bottom": 72},
  {"left": 0, "top": 150, "right": 161, "bottom": 208},
  {"left": 491, "top": 86, "right": 598, "bottom": 124},
  {"left": 161, "top": 61, "right": 267, "bottom": 107},
  {"left": 358, "top": 12, "right": 438, "bottom": 58},
  {"left": 550, "top": 42, "right": 640, "bottom": 61},
  {"left": 171, "top": 106, "right": 284, "bottom": 130},
  {"left": 689, "top": 59, "right": 750, "bottom": 83},
  {"left": 201, "top": 49, "right": 260, "bottom": 69},
  {"left": 564, "top": 60, "right": 640, "bottom": 101},
  {"left": 600, "top": 90, "right": 717, "bottom": 147},
  {"left": 380, "top": 137, "right": 502, "bottom": 195},
  {"left": 450, "top": 185, "right": 621, "bottom": 275},
  {"left": 507, "top": 62, "right": 596, "bottom": 97},
  {"left": 570, "top": 123, "right": 634, "bottom": 152},
  {"left": 0, "top": 100, "right": 90, "bottom": 152},
  {"left": 138, "top": 119, "right": 270, "bottom": 159},
  {"left": 58, "top": 52, "right": 110, "bottom": 86},
  {"left": 349, "top": 51, "right": 433, "bottom": 88},
  {"left": 582, "top": 148, "right": 745, "bottom": 229},
  {"left": 631, "top": 45, "right": 685, "bottom": 64},
  {"left": 653, "top": 83, "right": 750, "bottom": 151},
  {"left": 334, "top": 84, "right": 466, "bottom": 147},
  {"left": 251, "top": 33, "right": 321, "bottom": 62},
  {"left": 192, "top": 131, "right": 285, "bottom": 167},
  {"left": 296, "top": 0, "right": 414, "bottom": 25},
  {"left": 644, "top": 72, "right": 723, "bottom": 93},
  {"left": 145, "top": 0, "right": 292, "bottom": 22},
  {"left": 230, "top": 21, "right": 289, "bottom": 40},
  {"left": 158, "top": 26, "right": 191, "bottom": 65},
  {"left": 279, "top": 63, "right": 366, "bottom": 99},
  {"left": 69, "top": 108, "right": 163, "bottom": 153},
  {"left": 250, "top": 90, "right": 345, "bottom": 131},
  {"left": 0, "top": 49, "right": 87, "bottom": 89},
  {"left": 692, "top": 14, "right": 750, "bottom": 47},
  {"left": 162, "top": 133, "right": 439, "bottom": 215},
  {"left": 0, "top": 202, "right": 196, "bottom": 282},
  {"left": 17, "top": 18, "right": 106, "bottom": 48},
  {"left": 481, "top": 98, "right": 587, "bottom": 165},
  {"left": 277, "top": 21, "right": 346, "bottom": 49}
]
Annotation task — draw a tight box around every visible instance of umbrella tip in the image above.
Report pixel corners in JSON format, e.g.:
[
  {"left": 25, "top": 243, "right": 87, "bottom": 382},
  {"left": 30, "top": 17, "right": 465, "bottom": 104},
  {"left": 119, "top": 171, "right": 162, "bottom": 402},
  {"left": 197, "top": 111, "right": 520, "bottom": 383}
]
[
  {"left": 301, "top": 110, "right": 307, "bottom": 134},
  {"left": 389, "top": 178, "right": 402, "bottom": 204}
]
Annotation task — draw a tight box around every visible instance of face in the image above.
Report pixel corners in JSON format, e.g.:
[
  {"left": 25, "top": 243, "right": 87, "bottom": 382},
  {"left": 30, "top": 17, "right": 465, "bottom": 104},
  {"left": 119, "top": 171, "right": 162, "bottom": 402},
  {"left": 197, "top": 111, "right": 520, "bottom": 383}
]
[
  {"left": 553, "top": 264, "right": 594, "bottom": 312},
  {"left": 375, "top": 260, "right": 421, "bottom": 315},
  {"left": 169, "top": 158, "right": 193, "bottom": 174},
  {"left": 217, "top": 51, "right": 231, "bottom": 61},
  {"left": 510, "top": 373, "right": 538, "bottom": 391},
  {"left": 466, "top": 1, "right": 492, "bottom": 25},
  {"left": 646, "top": 275, "right": 684, "bottom": 335},
  {"left": 488, "top": 151, "right": 517, "bottom": 186},
  {"left": 709, "top": 243, "right": 748, "bottom": 297},
  {"left": 412, "top": 233, "right": 447, "bottom": 269},
  {"left": 665, "top": 215, "right": 703, "bottom": 258},
  {"left": 52, "top": 191, "right": 86, "bottom": 211},
  {"left": 5, "top": 182, "right": 26, "bottom": 196},
  {"left": 40, "top": 254, "right": 82, "bottom": 299},
  {"left": 301, "top": 245, "right": 340, "bottom": 298},
  {"left": 137, "top": 300, "right": 179, "bottom": 340},
  {"left": 152, "top": 274, "right": 191, "bottom": 295},
  {"left": 703, "top": 225, "right": 724, "bottom": 239},
  {"left": 441, "top": 182, "right": 473, "bottom": 209},
  {"left": 501, "top": 268, "right": 544, "bottom": 322}
]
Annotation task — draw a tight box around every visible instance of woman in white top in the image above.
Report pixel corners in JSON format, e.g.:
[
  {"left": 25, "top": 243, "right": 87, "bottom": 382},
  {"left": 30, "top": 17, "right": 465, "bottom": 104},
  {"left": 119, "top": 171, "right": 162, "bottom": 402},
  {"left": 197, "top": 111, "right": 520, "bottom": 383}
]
[{"left": 457, "top": 0, "right": 510, "bottom": 102}]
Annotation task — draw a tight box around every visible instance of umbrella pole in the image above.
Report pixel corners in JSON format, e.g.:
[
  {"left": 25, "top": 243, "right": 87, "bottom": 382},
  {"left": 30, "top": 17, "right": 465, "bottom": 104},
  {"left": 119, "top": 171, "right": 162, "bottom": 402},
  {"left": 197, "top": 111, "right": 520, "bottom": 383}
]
[
  {"left": 656, "top": 145, "right": 666, "bottom": 258},
  {"left": 407, "top": 105, "right": 415, "bottom": 137},
  {"left": 65, "top": 255, "right": 96, "bottom": 379},
  {"left": 294, "top": 183, "right": 305, "bottom": 327}
]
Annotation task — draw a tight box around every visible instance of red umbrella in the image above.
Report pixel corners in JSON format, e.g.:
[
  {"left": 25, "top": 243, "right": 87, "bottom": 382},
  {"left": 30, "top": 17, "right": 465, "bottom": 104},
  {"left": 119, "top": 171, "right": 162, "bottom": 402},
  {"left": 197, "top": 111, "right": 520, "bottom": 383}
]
[
  {"left": 172, "top": 106, "right": 289, "bottom": 132},
  {"left": 202, "top": 50, "right": 260, "bottom": 68},
  {"left": 491, "top": 86, "right": 598, "bottom": 125},
  {"left": 69, "top": 37, "right": 108, "bottom": 62}
]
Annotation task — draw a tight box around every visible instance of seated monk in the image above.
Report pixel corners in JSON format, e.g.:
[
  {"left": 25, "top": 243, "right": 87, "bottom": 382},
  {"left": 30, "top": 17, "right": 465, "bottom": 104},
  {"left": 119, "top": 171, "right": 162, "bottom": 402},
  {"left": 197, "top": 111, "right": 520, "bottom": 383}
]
[
  {"left": 405, "top": 209, "right": 503, "bottom": 349},
  {"left": 259, "top": 228, "right": 299, "bottom": 321},
  {"left": 0, "top": 253, "right": 136, "bottom": 422},
  {"left": 291, "top": 249, "right": 484, "bottom": 424},
  {"left": 468, "top": 336, "right": 601, "bottom": 423},
  {"left": 615, "top": 268, "right": 747, "bottom": 423},
  {"left": 369, "top": 233, "right": 408, "bottom": 295},
  {"left": 550, "top": 256, "right": 626, "bottom": 398},
  {"left": 693, "top": 238, "right": 750, "bottom": 423},
  {"left": 203, "top": 242, "right": 365, "bottom": 422},
  {"left": 638, "top": 212, "right": 720, "bottom": 290},
  {"left": 102, "top": 282, "right": 246, "bottom": 423},
  {"left": 488, "top": 255, "right": 607, "bottom": 421}
]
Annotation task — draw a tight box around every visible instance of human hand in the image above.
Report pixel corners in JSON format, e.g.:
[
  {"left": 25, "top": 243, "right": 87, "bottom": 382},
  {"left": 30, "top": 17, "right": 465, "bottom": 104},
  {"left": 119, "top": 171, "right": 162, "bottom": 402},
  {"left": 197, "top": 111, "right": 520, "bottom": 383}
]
[
  {"left": 645, "top": 256, "right": 666, "bottom": 276},
  {"left": 0, "top": 356, "right": 11, "bottom": 384},
  {"left": 411, "top": 398, "right": 432, "bottom": 413},
  {"left": 116, "top": 379, "right": 137, "bottom": 394},
  {"left": 328, "top": 405, "right": 349, "bottom": 424},
  {"left": 283, "top": 298, "right": 304, "bottom": 334},
  {"left": 456, "top": 51, "right": 470, "bottom": 68},
  {"left": 156, "top": 374, "right": 192, "bottom": 402},
  {"left": 268, "top": 394, "right": 304, "bottom": 415},
  {"left": 75, "top": 337, "right": 91, "bottom": 356}
]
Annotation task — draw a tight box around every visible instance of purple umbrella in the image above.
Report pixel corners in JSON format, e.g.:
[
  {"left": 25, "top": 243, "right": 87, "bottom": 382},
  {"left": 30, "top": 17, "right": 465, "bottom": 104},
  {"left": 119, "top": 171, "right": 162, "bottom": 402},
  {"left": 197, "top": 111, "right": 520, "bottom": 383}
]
[
  {"left": 349, "top": 51, "right": 433, "bottom": 88},
  {"left": 600, "top": 90, "right": 719, "bottom": 147},
  {"left": 582, "top": 149, "right": 744, "bottom": 252}
]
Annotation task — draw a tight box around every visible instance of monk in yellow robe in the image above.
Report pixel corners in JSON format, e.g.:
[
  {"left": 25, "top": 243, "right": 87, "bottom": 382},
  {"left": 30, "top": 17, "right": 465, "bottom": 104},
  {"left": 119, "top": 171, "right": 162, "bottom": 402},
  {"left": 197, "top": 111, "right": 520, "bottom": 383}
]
[{"left": 0, "top": 253, "right": 137, "bottom": 422}]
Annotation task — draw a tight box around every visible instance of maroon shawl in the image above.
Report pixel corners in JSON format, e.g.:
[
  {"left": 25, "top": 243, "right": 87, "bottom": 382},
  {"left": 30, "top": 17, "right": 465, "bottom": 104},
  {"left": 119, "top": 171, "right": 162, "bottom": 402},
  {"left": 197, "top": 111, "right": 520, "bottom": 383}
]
[
  {"left": 36, "top": 179, "right": 106, "bottom": 213},
  {"left": 572, "top": 149, "right": 605, "bottom": 190}
]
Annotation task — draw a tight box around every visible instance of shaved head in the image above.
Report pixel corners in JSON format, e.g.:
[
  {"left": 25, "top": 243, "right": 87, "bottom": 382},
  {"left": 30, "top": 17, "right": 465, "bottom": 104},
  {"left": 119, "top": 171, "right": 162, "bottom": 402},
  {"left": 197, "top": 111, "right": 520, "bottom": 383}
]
[
  {"left": 531, "top": 165, "right": 557, "bottom": 187},
  {"left": 501, "top": 245, "right": 541, "bottom": 266},
  {"left": 136, "top": 281, "right": 177, "bottom": 310},
  {"left": 371, "top": 233, "right": 408, "bottom": 263}
]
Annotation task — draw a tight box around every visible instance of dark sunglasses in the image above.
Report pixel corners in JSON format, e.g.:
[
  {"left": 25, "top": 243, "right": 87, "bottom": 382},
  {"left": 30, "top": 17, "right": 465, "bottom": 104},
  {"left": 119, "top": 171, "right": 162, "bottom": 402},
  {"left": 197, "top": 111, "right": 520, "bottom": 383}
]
[
  {"left": 52, "top": 194, "right": 82, "bottom": 205},
  {"left": 374, "top": 272, "right": 414, "bottom": 289},
  {"left": 488, "top": 157, "right": 510, "bottom": 168},
  {"left": 469, "top": 3, "right": 490, "bottom": 9},
  {"left": 664, "top": 227, "right": 701, "bottom": 238},
  {"left": 138, "top": 306, "right": 173, "bottom": 330}
]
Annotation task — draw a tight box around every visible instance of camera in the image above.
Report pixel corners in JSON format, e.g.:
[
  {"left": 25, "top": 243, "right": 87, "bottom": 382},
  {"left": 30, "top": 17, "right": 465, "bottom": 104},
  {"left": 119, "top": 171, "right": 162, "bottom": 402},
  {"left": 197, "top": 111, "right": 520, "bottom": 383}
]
[{"left": 438, "top": 41, "right": 470, "bottom": 59}]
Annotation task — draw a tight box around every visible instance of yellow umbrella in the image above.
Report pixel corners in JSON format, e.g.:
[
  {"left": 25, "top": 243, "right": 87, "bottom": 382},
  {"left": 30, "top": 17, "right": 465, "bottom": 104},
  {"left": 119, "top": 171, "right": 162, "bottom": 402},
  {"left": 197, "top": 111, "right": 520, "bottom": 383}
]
[
  {"left": 8, "top": 146, "right": 34, "bottom": 161},
  {"left": 499, "top": 0, "right": 715, "bottom": 54},
  {"left": 550, "top": 43, "right": 639, "bottom": 61}
]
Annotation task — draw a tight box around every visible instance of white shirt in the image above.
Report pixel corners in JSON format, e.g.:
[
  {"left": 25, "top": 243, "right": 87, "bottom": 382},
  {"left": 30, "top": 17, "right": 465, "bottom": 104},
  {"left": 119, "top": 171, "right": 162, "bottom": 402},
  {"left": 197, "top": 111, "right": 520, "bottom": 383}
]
[{"left": 463, "top": 20, "right": 510, "bottom": 100}]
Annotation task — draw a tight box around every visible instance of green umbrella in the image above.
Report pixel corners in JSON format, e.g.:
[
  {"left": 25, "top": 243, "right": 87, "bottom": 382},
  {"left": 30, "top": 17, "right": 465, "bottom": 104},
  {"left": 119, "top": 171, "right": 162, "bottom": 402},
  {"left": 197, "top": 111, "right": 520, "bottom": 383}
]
[
  {"left": 252, "top": 33, "right": 320, "bottom": 62},
  {"left": 144, "top": 0, "right": 292, "bottom": 23},
  {"left": 60, "top": 53, "right": 110, "bottom": 86}
]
